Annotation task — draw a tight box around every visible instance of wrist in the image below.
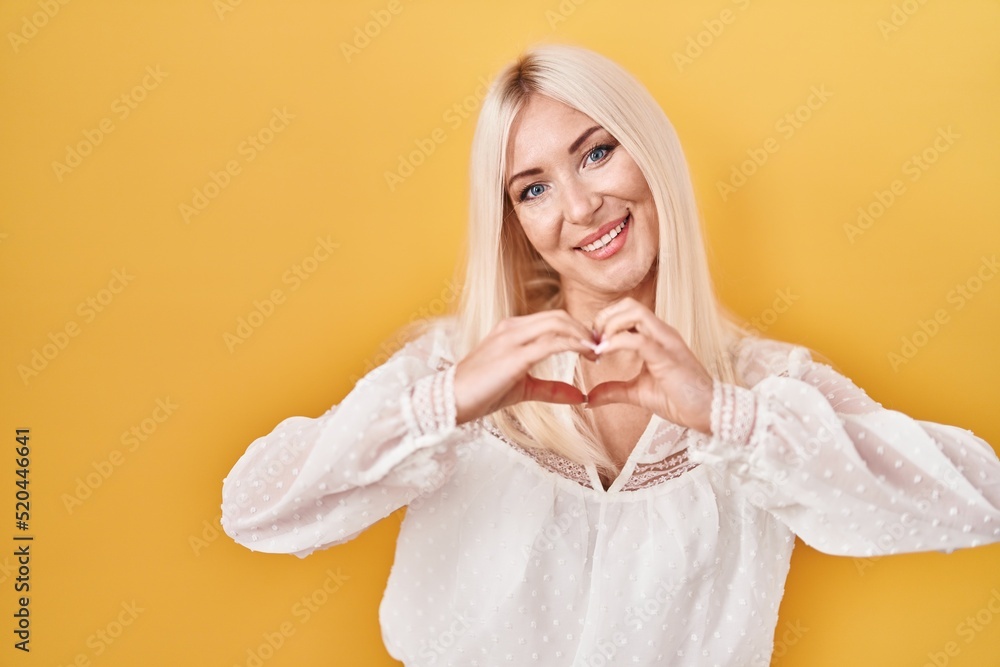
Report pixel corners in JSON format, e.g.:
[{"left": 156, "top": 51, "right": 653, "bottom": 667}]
[{"left": 709, "top": 379, "right": 758, "bottom": 447}]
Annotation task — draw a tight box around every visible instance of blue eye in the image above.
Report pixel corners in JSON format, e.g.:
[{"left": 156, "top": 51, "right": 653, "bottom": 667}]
[
  {"left": 588, "top": 146, "right": 608, "bottom": 162},
  {"left": 519, "top": 183, "right": 547, "bottom": 201}
]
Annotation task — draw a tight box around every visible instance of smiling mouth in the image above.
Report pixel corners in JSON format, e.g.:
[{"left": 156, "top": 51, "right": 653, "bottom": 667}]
[{"left": 575, "top": 214, "right": 630, "bottom": 253}]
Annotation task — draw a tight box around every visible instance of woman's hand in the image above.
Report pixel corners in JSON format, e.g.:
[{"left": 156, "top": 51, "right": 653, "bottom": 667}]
[
  {"left": 585, "top": 297, "right": 714, "bottom": 435},
  {"left": 453, "top": 310, "right": 599, "bottom": 425}
]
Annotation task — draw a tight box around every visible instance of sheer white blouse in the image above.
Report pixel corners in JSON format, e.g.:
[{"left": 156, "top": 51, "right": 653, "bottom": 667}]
[{"left": 220, "top": 316, "right": 1000, "bottom": 666}]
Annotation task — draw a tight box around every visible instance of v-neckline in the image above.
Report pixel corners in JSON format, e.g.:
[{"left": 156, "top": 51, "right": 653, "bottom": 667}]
[
  {"left": 584, "top": 412, "right": 661, "bottom": 492},
  {"left": 561, "top": 350, "right": 662, "bottom": 493}
]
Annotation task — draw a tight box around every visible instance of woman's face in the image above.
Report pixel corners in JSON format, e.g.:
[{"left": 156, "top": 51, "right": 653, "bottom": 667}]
[{"left": 505, "top": 94, "right": 659, "bottom": 303}]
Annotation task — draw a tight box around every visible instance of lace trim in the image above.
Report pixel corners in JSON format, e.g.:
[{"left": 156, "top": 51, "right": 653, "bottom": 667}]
[
  {"left": 401, "top": 365, "right": 457, "bottom": 438},
  {"left": 622, "top": 448, "right": 699, "bottom": 491},
  {"left": 481, "top": 421, "right": 594, "bottom": 490},
  {"left": 710, "top": 380, "right": 758, "bottom": 447},
  {"left": 483, "top": 419, "right": 702, "bottom": 492}
]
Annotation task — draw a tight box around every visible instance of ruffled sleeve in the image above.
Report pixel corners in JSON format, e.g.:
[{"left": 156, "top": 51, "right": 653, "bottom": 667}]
[
  {"left": 687, "top": 336, "right": 1000, "bottom": 557},
  {"left": 219, "top": 316, "right": 480, "bottom": 558}
]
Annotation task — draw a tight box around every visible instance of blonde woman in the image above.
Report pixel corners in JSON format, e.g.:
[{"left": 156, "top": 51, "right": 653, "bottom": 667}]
[{"left": 220, "top": 44, "right": 1000, "bottom": 666}]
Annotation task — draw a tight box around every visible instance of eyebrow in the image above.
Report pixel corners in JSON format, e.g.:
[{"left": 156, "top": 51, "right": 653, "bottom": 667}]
[{"left": 506, "top": 125, "right": 603, "bottom": 191}]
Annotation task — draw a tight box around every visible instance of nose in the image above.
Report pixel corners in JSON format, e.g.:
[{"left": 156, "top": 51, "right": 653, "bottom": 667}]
[{"left": 559, "top": 175, "right": 602, "bottom": 227}]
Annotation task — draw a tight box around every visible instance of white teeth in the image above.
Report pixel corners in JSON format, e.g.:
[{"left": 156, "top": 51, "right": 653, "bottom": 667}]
[{"left": 580, "top": 217, "right": 628, "bottom": 252}]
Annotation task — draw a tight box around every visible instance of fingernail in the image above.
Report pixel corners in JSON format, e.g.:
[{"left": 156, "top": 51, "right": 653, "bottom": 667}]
[
  {"left": 580, "top": 338, "right": 598, "bottom": 351},
  {"left": 593, "top": 341, "right": 607, "bottom": 354}
]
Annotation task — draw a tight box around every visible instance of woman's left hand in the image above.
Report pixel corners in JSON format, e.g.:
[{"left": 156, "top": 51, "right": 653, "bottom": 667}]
[{"left": 584, "top": 297, "right": 714, "bottom": 435}]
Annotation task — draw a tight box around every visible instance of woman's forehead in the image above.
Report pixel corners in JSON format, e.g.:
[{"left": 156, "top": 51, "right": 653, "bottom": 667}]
[
  {"left": 511, "top": 95, "right": 599, "bottom": 138},
  {"left": 506, "top": 96, "right": 603, "bottom": 172}
]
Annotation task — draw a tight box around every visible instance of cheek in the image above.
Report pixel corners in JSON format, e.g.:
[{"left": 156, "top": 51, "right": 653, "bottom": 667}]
[
  {"left": 516, "top": 210, "right": 561, "bottom": 252},
  {"left": 623, "top": 167, "right": 654, "bottom": 202},
  {"left": 608, "top": 153, "right": 653, "bottom": 202}
]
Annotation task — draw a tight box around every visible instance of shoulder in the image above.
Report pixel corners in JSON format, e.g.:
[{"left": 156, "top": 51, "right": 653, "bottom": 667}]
[{"left": 728, "top": 333, "right": 815, "bottom": 387}]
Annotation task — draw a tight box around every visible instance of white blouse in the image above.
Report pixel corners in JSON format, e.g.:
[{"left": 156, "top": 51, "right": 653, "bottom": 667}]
[{"left": 219, "top": 316, "right": 1000, "bottom": 667}]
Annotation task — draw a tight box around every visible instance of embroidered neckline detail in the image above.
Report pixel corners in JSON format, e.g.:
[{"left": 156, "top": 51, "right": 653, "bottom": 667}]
[
  {"left": 482, "top": 421, "right": 595, "bottom": 490},
  {"left": 623, "top": 449, "right": 699, "bottom": 491},
  {"left": 482, "top": 419, "right": 699, "bottom": 493}
]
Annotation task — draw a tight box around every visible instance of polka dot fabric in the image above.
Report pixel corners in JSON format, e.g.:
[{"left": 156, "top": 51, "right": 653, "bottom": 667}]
[{"left": 221, "top": 317, "right": 1000, "bottom": 666}]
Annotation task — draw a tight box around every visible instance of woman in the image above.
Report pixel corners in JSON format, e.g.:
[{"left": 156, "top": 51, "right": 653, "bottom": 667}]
[{"left": 220, "top": 44, "right": 1000, "bottom": 666}]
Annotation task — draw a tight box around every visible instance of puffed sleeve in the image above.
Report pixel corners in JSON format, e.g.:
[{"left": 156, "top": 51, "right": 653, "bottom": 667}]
[
  {"left": 687, "top": 336, "right": 1000, "bottom": 557},
  {"left": 220, "top": 317, "right": 479, "bottom": 558}
]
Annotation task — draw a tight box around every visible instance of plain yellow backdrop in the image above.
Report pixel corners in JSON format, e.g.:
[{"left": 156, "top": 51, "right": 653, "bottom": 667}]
[{"left": 1, "top": 0, "right": 998, "bottom": 665}]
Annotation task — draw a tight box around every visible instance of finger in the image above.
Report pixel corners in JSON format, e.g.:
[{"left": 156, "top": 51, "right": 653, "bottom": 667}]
[
  {"left": 599, "top": 304, "right": 678, "bottom": 352},
  {"left": 594, "top": 296, "right": 662, "bottom": 339},
  {"left": 596, "top": 299, "right": 663, "bottom": 340},
  {"left": 498, "top": 309, "right": 597, "bottom": 350},
  {"left": 585, "top": 378, "right": 643, "bottom": 409},
  {"left": 591, "top": 296, "right": 638, "bottom": 337},
  {"left": 520, "top": 328, "right": 599, "bottom": 364},
  {"left": 594, "top": 297, "right": 666, "bottom": 337},
  {"left": 522, "top": 377, "right": 587, "bottom": 404},
  {"left": 593, "top": 330, "right": 665, "bottom": 367}
]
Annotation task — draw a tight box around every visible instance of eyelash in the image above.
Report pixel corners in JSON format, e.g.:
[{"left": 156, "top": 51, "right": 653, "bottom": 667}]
[{"left": 516, "top": 140, "right": 619, "bottom": 202}]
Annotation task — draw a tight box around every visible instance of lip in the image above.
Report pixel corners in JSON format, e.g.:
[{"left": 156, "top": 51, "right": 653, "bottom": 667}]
[{"left": 573, "top": 213, "right": 630, "bottom": 249}]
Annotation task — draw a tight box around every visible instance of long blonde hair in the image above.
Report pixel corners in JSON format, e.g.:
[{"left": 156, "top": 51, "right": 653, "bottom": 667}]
[{"left": 399, "top": 43, "right": 753, "bottom": 480}]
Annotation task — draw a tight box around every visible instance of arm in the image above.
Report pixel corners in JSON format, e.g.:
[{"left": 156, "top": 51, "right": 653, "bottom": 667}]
[
  {"left": 219, "top": 318, "right": 479, "bottom": 558},
  {"left": 688, "top": 338, "right": 1000, "bottom": 557}
]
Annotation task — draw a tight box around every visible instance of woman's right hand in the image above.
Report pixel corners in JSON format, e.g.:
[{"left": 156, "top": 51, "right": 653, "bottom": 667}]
[{"left": 453, "top": 309, "right": 599, "bottom": 425}]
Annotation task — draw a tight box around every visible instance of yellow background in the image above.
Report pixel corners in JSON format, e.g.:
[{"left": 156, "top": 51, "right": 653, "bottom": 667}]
[{"left": 2, "top": 0, "right": 998, "bottom": 665}]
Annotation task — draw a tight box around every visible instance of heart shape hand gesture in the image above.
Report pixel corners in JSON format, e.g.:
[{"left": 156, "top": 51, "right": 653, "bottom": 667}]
[{"left": 452, "top": 297, "right": 714, "bottom": 435}]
